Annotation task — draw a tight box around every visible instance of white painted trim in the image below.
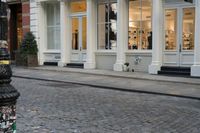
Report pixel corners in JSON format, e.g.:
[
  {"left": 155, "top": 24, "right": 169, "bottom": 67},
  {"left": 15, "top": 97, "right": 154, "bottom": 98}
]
[{"left": 95, "top": 51, "right": 116, "bottom": 56}]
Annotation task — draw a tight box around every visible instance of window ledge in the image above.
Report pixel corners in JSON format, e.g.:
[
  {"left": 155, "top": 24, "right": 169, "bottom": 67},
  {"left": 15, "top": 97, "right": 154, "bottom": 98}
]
[
  {"left": 95, "top": 50, "right": 117, "bottom": 55},
  {"left": 43, "top": 50, "right": 61, "bottom": 54},
  {"left": 125, "top": 50, "right": 152, "bottom": 55}
]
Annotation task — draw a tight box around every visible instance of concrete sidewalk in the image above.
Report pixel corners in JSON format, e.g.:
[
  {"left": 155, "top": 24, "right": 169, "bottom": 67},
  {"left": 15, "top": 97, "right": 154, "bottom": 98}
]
[
  {"left": 12, "top": 66, "right": 200, "bottom": 100},
  {"left": 16, "top": 66, "right": 200, "bottom": 85}
]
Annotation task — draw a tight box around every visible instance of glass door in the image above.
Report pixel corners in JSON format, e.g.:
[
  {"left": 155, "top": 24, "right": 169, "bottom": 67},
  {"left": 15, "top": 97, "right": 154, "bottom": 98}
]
[
  {"left": 71, "top": 16, "right": 87, "bottom": 62},
  {"left": 164, "top": 7, "right": 194, "bottom": 66}
]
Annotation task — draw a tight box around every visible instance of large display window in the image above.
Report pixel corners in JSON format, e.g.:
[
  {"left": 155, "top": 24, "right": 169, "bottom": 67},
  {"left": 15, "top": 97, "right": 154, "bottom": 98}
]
[
  {"left": 46, "top": 3, "right": 60, "bottom": 50},
  {"left": 165, "top": 9, "right": 177, "bottom": 50},
  {"left": 97, "top": 0, "right": 117, "bottom": 50},
  {"left": 128, "top": 0, "right": 152, "bottom": 50},
  {"left": 182, "top": 8, "right": 195, "bottom": 50},
  {"left": 165, "top": 7, "right": 195, "bottom": 51}
]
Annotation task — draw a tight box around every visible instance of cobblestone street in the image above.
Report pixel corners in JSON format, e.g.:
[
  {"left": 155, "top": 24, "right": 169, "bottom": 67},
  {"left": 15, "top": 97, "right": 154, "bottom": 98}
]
[{"left": 12, "top": 77, "right": 200, "bottom": 133}]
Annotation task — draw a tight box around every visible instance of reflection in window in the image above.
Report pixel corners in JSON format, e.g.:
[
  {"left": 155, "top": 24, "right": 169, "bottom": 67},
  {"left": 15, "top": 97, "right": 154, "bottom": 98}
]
[
  {"left": 82, "top": 17, "right": 87, "bottom": 50},
  {"left": 98, "top": 0, "right": 117, "bottom": 50},
  {"left": 72, "top": 18, "right": 79, "bottom": 50},
  {"left": 71, "top": 0, "right": 86, "bottom": 13},
  {"left": 46, "top": 3, "right": 60, "bottom": 50},
  {"left": 182, "top": 8, "right": 195, "bottom": 50},
  {"left": 128, "top": 0, "right": 152, "bottom": 50},
  {"left": 165, "top": 9, "right": 177, "bottom": 50}
]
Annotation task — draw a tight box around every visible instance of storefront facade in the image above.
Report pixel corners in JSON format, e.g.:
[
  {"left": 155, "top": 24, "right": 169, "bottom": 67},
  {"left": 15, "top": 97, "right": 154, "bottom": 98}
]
[
  {"left": 7, "top": 0, "right": 30, "bottom": 60},
  {"left": 30, "top": 0, "right": 200, "bottom": 77}
]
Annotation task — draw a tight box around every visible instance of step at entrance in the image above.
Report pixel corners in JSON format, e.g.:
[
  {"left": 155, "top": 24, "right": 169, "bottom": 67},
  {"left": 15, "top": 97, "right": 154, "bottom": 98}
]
[
  {"left": 66, "top": 63, "right": 84, "bottom": 69},
  {"left": 158, "top": 66, "right": 191, "bottom": 76}
]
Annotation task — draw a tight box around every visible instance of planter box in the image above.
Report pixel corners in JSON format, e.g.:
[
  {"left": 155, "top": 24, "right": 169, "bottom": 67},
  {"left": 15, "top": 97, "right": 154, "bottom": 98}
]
[
  {"left": 15, "top": 51, "right": 27, "bottom": 66},
  {"left": 15, "top": 51, "right": 38, "bottom": 67},
  {"left": 27, "top": 54, "right": 38, "bottom": 67}
]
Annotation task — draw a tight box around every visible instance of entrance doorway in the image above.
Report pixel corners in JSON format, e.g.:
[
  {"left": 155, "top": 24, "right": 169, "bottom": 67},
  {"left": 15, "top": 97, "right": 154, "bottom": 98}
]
[
  {"left": 8, "top": 4, "right": 22, "bottom": 60},
  {"left": 71, "top": 16, "right": 87, "bottom": 63},
  {"left": 163, "top": 7, "right": 195, "bottom": 66}
]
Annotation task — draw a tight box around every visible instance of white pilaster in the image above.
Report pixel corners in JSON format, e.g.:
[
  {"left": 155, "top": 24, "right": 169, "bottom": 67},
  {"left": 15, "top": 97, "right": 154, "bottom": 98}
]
[
  {"left": 58, "top": 0, "right": 71, "bottom": 67},
  {"left": 84, "top": 0, "right": 97, "bottom": 69},
  {"left": 148, "top": 0, "right": 163, "bottom": 74},
  {"left": 113, "top": 0, "right": 128, "bottom": 71},
  {"left": 37, "top": 2, "right": 45, "bottom": 65},
  {"left": 191, "top": 0, "right": 200, "bottom": 77}
]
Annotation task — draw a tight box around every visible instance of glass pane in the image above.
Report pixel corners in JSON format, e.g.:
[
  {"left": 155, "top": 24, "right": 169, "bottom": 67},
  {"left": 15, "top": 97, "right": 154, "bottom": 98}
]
[
  {"left": 98, "top": 23, "right": 108, "bottom": 49},
  {"left": 129, "top": 0, "right": 141, "bottom": 21},
  {"left": 182, "top": 8, "right": 195, "bottom": 50},
  {"left": 98, "top": 4, "right": 107, "bottom": 23},
  {"left": 110, "top": 22, "right": 117, "bottom": 50},
  {"left": 71, "top": 1, "right": 86, "bottom": 13},
  {"left": 17, "top": 13, "right": 22, "bottom": 48},
  {"left": 165, "top": 9, "right": 177, "bottom": 50},
  {"left": 129, "top": 0, "right": 141, "bottom": 50},
  {"left": 98, "top": 3, "right": 117, "bottom": 23},
  {"left": 109, "top": 3, "right": 117, "bottom": 21},
  {"left": 141, "top": 0, "right": 151, "bottom": 21},
  {"left": 46, "top": 3, "right": 60, "bottom": 50},
  {"left": 82, "top": 17, "right": 87, "bottom": 50},
  {"left": 47, "top": 27, "right": 60, "bottom": 49},
  {"left": 141, "top": 21, "right": 151, "bottom": 49},
  {"left": 128, "top": 22, "right": 140, "bottom": 50},
  {"left": 141, "top": 0, "right": 152, "bottom": 50},
  {"left": 46, "top": 4, "right": 54, "bottom": 26},
  {"left": 72, "top": 18, "right": 79, "bottom": 50}
]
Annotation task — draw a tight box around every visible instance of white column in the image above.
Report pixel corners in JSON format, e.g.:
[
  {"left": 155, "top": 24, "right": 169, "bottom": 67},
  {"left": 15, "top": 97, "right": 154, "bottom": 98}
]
[
  {"left": 148, "top": 0, "right": 163, "bottom": 74},
  {"left": 191, "top": 0, "right": 200, "bottom": 77},
  {"left": 84, "top": 0, "right": 97, "bottom": 69},
  {"left": 58, "top": 0, "right": 71, "bottom": 67},
  {"left": 113, "top": 0, "right": 128, "bottom": 71},
  {"left": 37, "top": 2, "right": 45, "bottom": 65}
]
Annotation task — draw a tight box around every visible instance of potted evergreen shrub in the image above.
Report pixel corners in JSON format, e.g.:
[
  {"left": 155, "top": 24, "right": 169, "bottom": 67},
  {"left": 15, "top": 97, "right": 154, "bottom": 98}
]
[{"left": 18, "top": 32, "right": 38, "bottom": 67}]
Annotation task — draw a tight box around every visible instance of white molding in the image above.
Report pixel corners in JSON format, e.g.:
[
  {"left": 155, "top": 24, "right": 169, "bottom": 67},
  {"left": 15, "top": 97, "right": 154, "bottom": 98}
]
[
  {"left": 84, "top": 0, "right": 97, "bottom": 69},
  {"left": 43, "top": 50, "right": 61, "bottom": 54},
  {"left": 149, "top": 0, "right": 164, "bottom": 74},
  {"left": 95, "top": 51, "right": 116, "bottom": 56},
  {"left": 114, "top": 0, "right": 128, "bottom": 71}
]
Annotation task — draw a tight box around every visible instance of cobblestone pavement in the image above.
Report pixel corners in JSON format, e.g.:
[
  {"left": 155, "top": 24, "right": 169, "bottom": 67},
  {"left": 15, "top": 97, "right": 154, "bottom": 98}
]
[{"left": 12, "top": 77, "right": 200, "bottom": 133}]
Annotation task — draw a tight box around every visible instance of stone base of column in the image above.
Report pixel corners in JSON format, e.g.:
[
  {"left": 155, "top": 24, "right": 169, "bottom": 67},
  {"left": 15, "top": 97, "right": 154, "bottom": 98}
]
[
  {"left": 113, "top": 63, "right": 123, "bottom": 71},
  {"left": 191, "top": 65, "right": 200, "bottom": 77},
  {"left": 58, "top": 61, "right": 67, "bottom": 67},
  {"left": 39, "top": 59, "right": 45, "bottom": 66},
  {"left": 84, "top": 62, "right": 96, "bottom": 69},
  {"left": 148, "top": 64, "right": 161, "bottom": 74}
]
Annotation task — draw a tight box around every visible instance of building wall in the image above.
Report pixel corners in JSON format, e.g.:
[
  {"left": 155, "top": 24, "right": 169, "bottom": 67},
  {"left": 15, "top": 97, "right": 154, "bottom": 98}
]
[
  {"left": 22, "top": 0, "right": 30, "bottom": 36},
  {"left": 29, "top": 0, "right": 200, "bottom": 76}
]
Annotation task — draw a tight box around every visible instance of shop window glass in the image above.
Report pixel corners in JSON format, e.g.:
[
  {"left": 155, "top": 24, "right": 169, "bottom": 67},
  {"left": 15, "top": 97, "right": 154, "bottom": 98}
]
[
  {"left": 128, "top": 0, "right": 152, "bottom": 50},
  {"left": 71, "top": 0, "right": 86, "bottom": 13},
  {"left": 97, "top": 0, "right": 117, "bottom": 50},
  {"left": 82, "top": 16, "right": 87, "bottom": 49},
  {"left": 165, "top": 9, "right": 177, "bottom": 50},
  {"left": 182, "top": 8, "right": 195, "bottom": 50},
  {"left": 46, "top": 3, "right": 60, "bottom": 50},
  {"left": 72, "top": 18, "right": 79, "bottom": 50}
]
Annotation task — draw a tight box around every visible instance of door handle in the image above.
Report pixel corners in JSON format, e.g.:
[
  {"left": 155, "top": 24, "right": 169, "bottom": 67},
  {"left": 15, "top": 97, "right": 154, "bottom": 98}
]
[
  {"left": 179, "top": 44, "right": 181, "bottom": 52},
  {"left": 80, "top": 47, "right": 82, "bottom": 51}
]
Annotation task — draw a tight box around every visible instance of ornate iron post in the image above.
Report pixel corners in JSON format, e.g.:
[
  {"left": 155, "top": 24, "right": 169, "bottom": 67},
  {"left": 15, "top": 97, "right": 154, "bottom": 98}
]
[{"left": 0, "top": 0, "right": 20, "bottom": 132}]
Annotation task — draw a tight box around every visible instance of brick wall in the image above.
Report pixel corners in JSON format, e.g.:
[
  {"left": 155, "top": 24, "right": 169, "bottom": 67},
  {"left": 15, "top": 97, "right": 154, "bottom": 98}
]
[{"left": 22, "top": 0, "right": 30, "bottom": 36}]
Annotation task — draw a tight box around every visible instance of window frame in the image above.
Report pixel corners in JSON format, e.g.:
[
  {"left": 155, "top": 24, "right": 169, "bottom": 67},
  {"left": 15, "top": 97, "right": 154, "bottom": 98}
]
[
  {"left": 97, "top": 0, "right": 118, "bottom": 51},
  {"left": 128, "top": 0, "right": 152, "bottom": 51},
  {"left": 46, "top": 2, "right": 61, "bottom": 50}
]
